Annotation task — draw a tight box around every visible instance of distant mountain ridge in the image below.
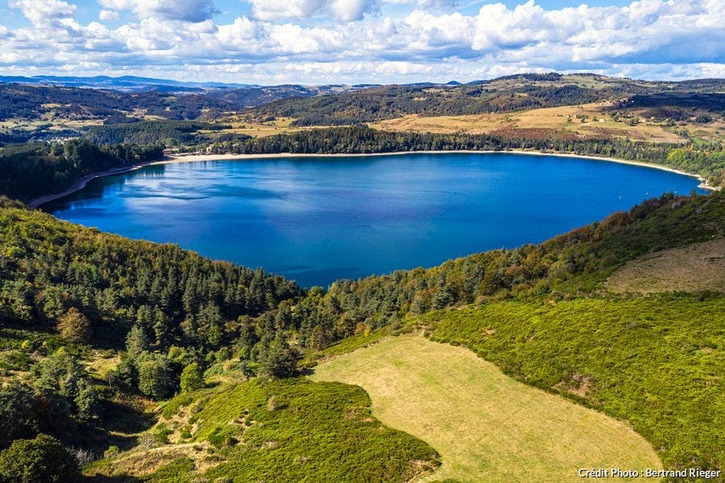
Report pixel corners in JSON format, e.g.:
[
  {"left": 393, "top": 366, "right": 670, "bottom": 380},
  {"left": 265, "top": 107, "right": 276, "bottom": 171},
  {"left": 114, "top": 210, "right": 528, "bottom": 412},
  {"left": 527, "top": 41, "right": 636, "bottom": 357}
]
[
  {"left": 0, "top": 76, "right": 384, "bottom": 126},
  {"left": 0, "top": 75, "right": 257, "bottom": 92},
  {"left": 0, "top": 74, "right": 385, "bottom": 95},
  {"left": 2, "top": 72, "right": 724, "bottom": 146},
  {"left": 248, "top": 73, "right": 725, "bottom": 126}
]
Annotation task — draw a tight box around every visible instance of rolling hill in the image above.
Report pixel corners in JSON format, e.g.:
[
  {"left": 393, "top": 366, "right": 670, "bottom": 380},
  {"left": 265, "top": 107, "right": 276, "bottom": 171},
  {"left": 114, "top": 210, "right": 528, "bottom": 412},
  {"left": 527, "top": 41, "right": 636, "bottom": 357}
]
[
  {"left": 0, "top": 72, "right": 724, "bottom": 480},
  {"left": 248, "top": 74, "right": 725, "bottom": 126},
  {"left": 312, "top": 335, "right": 661, "bottom": 482},
  {"left": 0, "top": 186, "right": 722, "bottom": 479}
]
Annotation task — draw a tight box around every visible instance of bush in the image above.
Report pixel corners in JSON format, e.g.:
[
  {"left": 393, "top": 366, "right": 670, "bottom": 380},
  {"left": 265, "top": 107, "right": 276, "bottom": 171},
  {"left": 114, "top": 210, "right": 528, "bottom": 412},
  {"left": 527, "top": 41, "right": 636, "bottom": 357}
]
[
  {"left": 0, "top": 433, "right": 81, "bottom": 482},
  {"left": 180, "top": 362, "right": 204, "bottom": 393},
  {"left": 103, "top": 445, "right": 120, "bottom": 458}
]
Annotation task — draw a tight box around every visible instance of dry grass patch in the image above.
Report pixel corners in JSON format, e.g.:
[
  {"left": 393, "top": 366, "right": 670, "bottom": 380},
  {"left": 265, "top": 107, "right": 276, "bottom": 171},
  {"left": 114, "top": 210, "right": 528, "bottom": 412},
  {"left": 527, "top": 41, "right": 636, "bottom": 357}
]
[
  {"left": 214, "top": 116, "right": 317, "bottom": 138},
  {"left": 607, "top": 238, "right": 725, "bottom": 293},
  {"left": 85, "top": 442, "right": 215, "bottom": 478},
  {"left": 372, "top": 103, "right": 702, "bottom": 144},
  {"left": 0, "top": 118, "right": 104, "bottom": 132},
  {"left": 83, "top": 350, "right": 121, "bottom": 380},
  {"left": 311, "top": 335, "right": 661, "bottom": 482}
]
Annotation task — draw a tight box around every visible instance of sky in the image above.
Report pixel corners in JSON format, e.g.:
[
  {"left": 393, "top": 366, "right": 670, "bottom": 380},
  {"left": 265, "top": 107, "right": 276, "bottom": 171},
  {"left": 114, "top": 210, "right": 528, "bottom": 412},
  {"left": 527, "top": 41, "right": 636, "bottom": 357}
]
[{"left": 0, "top": 0, "right": 724, "bottom": 85}]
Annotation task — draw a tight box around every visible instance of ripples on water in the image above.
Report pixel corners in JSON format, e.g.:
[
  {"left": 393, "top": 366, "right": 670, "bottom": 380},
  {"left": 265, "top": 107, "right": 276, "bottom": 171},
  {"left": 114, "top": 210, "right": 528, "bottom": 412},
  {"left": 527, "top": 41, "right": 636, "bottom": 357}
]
[{"left": 47, "top": 153, "right": 707, "bottom": 287}]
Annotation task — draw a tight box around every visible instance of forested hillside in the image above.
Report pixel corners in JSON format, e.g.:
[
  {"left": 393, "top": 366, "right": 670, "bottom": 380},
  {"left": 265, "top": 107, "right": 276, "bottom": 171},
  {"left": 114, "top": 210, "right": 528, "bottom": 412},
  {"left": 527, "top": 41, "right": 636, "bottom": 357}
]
[
  {"left": 85, "top": 121, "right": 232, "bottom": 146},
  {"left": 0, "top": 140, "right": 163, "bottom": 202},
  {"left": 249, "top": 74, "right": 725, "bottom": 126},
  {"left": 3, "top": 73, "right": 724, "bottom": 144},
  {"left": 0, "top": 82, "right": 361, "bottom": 127},
  {"left": 0, "top": 185, "right": 723, "bottom": 478}
]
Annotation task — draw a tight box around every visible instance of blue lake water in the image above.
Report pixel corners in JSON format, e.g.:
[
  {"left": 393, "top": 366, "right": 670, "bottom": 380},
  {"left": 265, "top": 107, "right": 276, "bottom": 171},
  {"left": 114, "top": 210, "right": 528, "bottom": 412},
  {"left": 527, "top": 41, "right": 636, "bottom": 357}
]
[{"left": 46, "top": 153, "right": 707, "bottom": 287}]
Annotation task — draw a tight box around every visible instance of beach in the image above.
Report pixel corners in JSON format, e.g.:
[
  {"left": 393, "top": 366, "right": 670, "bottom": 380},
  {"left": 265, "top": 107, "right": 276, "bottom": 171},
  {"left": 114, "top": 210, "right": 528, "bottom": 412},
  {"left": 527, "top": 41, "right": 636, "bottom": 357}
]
[{"left": 161, "top": 150, "right": 719, "bottom": 191}]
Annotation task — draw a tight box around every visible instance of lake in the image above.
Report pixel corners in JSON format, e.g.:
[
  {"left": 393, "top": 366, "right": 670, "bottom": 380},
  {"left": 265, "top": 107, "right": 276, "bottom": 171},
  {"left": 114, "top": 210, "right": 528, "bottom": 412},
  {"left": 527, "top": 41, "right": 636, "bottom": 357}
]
[{"left": 46, "top": 152, "right": 708, "bottom": 287}]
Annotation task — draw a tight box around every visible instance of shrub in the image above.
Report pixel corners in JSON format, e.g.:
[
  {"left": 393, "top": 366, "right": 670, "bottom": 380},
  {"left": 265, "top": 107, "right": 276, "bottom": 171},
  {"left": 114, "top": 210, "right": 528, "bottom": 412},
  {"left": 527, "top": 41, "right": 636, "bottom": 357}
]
[
  {"left": 180, "top": 362, "right": 204, "bottom": 393},
  {"left": 103, "top": 445, "right": 120, "bottom": 459}
]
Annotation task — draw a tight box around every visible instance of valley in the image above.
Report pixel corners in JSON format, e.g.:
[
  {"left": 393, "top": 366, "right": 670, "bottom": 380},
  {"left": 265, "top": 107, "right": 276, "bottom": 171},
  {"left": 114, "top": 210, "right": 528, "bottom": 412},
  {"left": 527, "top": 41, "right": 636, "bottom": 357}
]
[{"left": 0, "top": 72, "right": 723, "bottom": 481}]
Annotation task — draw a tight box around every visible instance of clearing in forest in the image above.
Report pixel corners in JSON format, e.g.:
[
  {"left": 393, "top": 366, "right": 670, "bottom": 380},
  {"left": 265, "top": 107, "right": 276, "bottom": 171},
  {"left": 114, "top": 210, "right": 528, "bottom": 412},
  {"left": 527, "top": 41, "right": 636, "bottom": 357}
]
[
  {"left": 311, "top": 335, "right": 661, "bottom": 482},
  {"left": 607, "top": 238, "right": 725, "bottom": 293}
]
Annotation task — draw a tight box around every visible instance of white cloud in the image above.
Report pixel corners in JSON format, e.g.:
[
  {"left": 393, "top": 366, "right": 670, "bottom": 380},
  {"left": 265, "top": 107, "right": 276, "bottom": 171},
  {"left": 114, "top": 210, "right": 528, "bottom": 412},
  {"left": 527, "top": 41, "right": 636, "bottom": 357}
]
[
  {"left": 1, "top": 0, "right": 725, "bottom": 84},
  {"left": 384, "top": 0, "right": 458, "bottom": 7},
  {"left": 248, "top": 0, "right": 317, "bottom": 21},
  {"left": 217, "top": 17, "right": 266, "bottom": 46},
  {"left": 466, "top": 0, "right": 725, "bottom": 66},
  {"left": 249, "top": 0, "right": 376, "bottom": 22},
  {"left": 473, "top": 1, "right": 552, "bottom": 51},
  {"left": 98, "top": 0, "right": 218, "bottom": 22},
  {"left": 99, "top": 10, "right": 121, "bottom": 22},
  {"left": 9, "top": 0, "right": 76, "bottom": 25},
  {"left": 405, "top": 10, "right": 474, "bottom": 46},
  {"left": 329, "top": 0, "right": 376, "bottom": 21},
  {"left": 270, "top": 24, "right": 321, "bottom": 53}
]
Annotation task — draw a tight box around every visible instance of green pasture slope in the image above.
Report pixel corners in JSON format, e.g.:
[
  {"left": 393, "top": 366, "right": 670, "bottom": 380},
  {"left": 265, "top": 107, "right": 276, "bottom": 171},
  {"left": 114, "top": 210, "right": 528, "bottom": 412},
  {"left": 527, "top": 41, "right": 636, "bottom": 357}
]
[
  {"left": 312, "top": 335, "right": 661, "bottom": 482},
  {"left": 91, "top": 379, "right": 440, "bottom": 482},
  {"left": 423, "top": 296, "right": 725, "bottom": 472}
]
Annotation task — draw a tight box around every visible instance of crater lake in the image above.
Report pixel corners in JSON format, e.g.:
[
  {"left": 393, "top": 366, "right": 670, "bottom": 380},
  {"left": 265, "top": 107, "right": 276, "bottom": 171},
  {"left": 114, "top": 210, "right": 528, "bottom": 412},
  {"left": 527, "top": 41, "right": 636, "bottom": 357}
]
[{"left": 46, "top": 152, "right": 709, "bottom": 287}]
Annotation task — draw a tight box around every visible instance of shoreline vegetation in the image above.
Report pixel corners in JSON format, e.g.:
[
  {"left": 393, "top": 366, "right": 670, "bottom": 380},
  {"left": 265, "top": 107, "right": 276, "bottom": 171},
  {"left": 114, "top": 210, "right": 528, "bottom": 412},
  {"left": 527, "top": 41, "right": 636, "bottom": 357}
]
[
  {"left": 5, "top": 171, "right": 724, "bottom": 477},
  {"left": 29, "top": 148, "right": 718, "bottom": 209}
]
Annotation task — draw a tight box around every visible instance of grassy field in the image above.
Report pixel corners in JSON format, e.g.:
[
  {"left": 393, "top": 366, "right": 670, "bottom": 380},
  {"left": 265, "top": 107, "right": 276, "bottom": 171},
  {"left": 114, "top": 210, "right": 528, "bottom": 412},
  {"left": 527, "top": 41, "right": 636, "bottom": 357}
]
[
  {"left": 311, "top": 335, "right": 660, "bottom": 482},
  {"left": 424, "top": 297, "right": 725, "bottom": 471},
  {"left": 607, "top": 238, "right": 725, "bottom": 293},
  {"left": 213, "top": 116, "right": 314, "bottom": 138},
  {"left": 372, "top": 103, "right": 725, "bottom": 143}
]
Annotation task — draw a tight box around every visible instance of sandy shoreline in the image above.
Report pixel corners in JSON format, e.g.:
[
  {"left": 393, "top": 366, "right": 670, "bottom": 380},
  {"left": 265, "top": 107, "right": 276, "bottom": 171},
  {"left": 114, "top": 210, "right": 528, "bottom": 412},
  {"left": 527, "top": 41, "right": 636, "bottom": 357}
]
[
  {"left": 167, "top": 150, "right": 719, "bottom": 190},
  {"left": 29, "top": 149, "right": 718, "bottom": 208}
]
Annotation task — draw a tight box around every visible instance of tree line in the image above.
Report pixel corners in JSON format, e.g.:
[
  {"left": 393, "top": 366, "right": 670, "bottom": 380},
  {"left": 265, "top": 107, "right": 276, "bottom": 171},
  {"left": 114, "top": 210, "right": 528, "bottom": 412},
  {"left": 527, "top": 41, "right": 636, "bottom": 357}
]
[{"left": 86, "top": 120, "right": 230, "bottom": 146}]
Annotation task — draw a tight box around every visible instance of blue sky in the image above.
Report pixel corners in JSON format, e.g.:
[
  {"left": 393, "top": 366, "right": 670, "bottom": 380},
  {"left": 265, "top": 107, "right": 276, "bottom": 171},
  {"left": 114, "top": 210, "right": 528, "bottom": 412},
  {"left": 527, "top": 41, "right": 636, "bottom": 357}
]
[{"left": 1, "top": 0, "right": 723, "bottom": 84}]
